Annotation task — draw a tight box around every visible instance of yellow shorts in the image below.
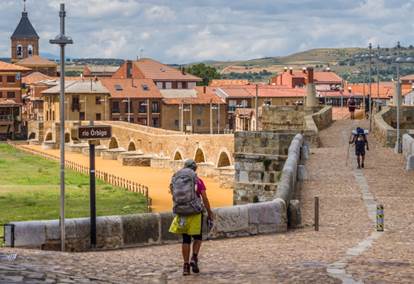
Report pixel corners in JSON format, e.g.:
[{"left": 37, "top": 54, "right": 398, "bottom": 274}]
[{"left": 169, "top": 213, "right": 202, "bottom": 235}]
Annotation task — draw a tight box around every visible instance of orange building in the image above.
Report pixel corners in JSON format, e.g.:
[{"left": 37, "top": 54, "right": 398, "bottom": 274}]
[{"left": 0, "top": 61, "right": 30, "bottom": 139}]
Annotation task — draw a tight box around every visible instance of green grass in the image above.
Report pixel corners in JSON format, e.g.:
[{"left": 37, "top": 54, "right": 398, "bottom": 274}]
[{"left": 0, "top": 143, "right": 147, "bottom": 243}]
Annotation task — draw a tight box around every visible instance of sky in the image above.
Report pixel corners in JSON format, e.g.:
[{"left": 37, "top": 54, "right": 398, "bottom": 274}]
[{"left": 0, "top": 0, "right": 413, "bottom": 64}]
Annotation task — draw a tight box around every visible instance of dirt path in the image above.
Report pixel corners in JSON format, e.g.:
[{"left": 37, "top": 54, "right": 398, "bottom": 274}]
[{"left": 19, "top": 144, "right": 233, "bottom": 213}]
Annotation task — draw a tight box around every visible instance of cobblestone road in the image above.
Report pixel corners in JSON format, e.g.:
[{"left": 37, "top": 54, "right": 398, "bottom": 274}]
[{"left": 1, "top": 119, "right": 413, "bottom": 283}]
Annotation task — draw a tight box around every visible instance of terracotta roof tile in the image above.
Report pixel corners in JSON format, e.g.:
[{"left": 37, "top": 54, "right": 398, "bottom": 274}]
[
  {"left": 345, "top": 82, "right": 411, "bottom": 99},
  {"left": 22, "top": 72, "right": 53, "bottom": 84},
  {"left": 162, "top": 86, "right": 225, "bottom": 105},
  {"left": 0, "top": 99, "right": 21, "bottom": 106},
  {"left": 134, "top": 58, "right": 202, "bottom": 81},
  {"left": 17, "top": 55, "right": 57, "bottom": 67},
  {"left": 100, "top": 78, "right": 162, "bottom": 99},
  {"left": 218, "top": 85, "right": 306, "bottom": 98},
  {"left": 0, "top": 61, "right": 31, "bottom": 72}
]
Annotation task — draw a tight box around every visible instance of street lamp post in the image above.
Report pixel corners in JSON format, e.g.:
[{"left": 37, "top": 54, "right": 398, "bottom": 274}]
[
  {"left": 368, "top": 43, "right": 373, "bottom": 131},
  {"left": 49, "top": 3, "right": 73, "bottom": 252}
]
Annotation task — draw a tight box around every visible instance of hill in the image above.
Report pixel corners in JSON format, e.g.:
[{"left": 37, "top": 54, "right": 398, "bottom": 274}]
[{"left": 198, "top": 47, "right": 414, "bottom": 83}]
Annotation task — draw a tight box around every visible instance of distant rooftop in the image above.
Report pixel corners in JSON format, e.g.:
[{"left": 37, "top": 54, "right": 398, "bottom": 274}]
[{"left": 42, "top": 80, "right": 110, "bottom": 94}]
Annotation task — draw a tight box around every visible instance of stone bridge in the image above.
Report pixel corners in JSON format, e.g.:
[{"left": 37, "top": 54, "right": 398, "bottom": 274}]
[{"left": 28, "top": 120, "right": 235, "bottom": 169}]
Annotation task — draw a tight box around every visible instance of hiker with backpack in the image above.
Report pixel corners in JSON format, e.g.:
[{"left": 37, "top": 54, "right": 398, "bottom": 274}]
[
  {"left": 348, "top": 96, "right": 357, "bottom": 120},
  {"left": 349, "top": 127, "right": 369, "bottom": 169},
  {"left": 169, "top": 159, "right": 214, "bottom": 276}
]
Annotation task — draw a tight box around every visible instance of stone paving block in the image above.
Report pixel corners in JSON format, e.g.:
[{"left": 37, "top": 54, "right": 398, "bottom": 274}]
[{"left": 121, "top": 214, "right": 160, "bottom": 245}]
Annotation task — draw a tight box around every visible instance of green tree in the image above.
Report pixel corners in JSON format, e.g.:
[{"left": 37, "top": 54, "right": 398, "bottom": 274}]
[{"left": 186, "top": 63, "right": 221, "bottom": 86}]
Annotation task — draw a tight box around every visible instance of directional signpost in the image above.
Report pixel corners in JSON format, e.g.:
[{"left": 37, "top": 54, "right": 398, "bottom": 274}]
[{"left": 77, "top": 125, "right": 111, "bottom": 248}]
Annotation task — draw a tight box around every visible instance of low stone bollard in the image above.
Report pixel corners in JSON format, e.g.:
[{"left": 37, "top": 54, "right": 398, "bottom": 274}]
[
  {"left": 406, "top": 155, "right": 414, "bottom": 171},
  {"left": 287, "top": 200, "right": 301, "bottom": 229}
]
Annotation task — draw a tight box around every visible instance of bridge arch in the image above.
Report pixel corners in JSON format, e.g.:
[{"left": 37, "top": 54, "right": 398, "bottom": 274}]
[
  {"left": 109, "top": 137, "right": 119, "bottom": 149},
  {"left": 28, "top": 132, "right": 36, "bottom": 140},
  {"left": 217, "top": 150, "right": 231, "bottom": 168},
  {"left": 194, "top": 148, "right": 206, "bottom": 163},
  {"left": 173, "top": 150, "right": 183, "bottom": 161},
  {"left": 127, "top": 141, "right": 136, "bottom": 151},
  {"left": 45, "top": 132, "right": 53, "bottom": 141}
]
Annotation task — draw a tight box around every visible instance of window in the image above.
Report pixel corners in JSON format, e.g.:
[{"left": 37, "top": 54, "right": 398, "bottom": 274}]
[
  {"left": 79, "top": 112, "right": 85, "bottom": 120},
  {"left": 162, "top": 82, "right": 166, "bottom": 89},
  {"left": 240, "top": 99, "right": 248, "bottom": 107},
  {"left": 151, "top": 101, "right": 160, "bottom": 113},
  {"left": 152, "top": 118, "right": 160, "bottom": 127},
  {"left": 46, "top": 112, "right": 49, "bottom": 121},
  {"left": 7, "top": 92, "right": 15, "bottom": 98},
  {"left": 96, "top": 113, "right": 102, "bottom": 120},
  {"left": 7, "top": 76, "right": 15, "bottom": 83},
  {"left": 124, "top": 101, "right": 130, "bottom": 113},
  {"left": 71, "top": 96, "right": 80, "bottom": 112},
  {"left": 114, "top": 84, "right": 123, "bottom": 91},
  {"left": 95, "top": 96, "right": 101, "bottom": 105},
  {"left": 16, "top": 45, "right": 23, "bottom": 58},
  {"left": 139, "top": 101, "right": 147, "bottom": 113},
  {"left": 138, "top": 118, "right": 147, "bottom": 125},
  {"left": 142, "top": 84, "right": 149, "bottom": 91},
  {"left": 52, "top": 111, "right": 55, "bottom": 121},
  {"left": 28, "top": 45, "right": 33, "bottom": 56},
  {"left": 172, "top": 82, "right": 178, "bottom": 89},
  {"left": 182, "top": 82, "right": 188, "bottom": 89},
  {"left": 197, "top": 119, "right": 202, "bottom": 126},
  {"left": 112, "top": 101, "right": 120, "bottom": 113},
  {"left": 174, "top": 120, "right": 179, "bottom": 126}
]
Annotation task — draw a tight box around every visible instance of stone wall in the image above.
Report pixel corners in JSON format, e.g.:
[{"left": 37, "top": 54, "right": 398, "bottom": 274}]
[
  {"left": 234, "top": 132, "right": 305, "bottom": 205},
  {"left": 5, "top": 200, "right": 287, "bottom": 252},
  {"left": 261, "top": 105, "right": 305, "bottom": 131},
  {"left": 402, "top": 133, "right": 414, "bottom": 170},
  {"left": 275, "top": 134, "right": 306, "bottom": 205},
  {"left": 373, "top": 106, "right": 414, "bottom": 147}
]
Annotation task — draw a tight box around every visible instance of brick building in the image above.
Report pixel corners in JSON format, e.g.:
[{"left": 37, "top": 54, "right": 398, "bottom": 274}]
[
  {"left": 100, "top": 78, "right": 163, "bottom": 126},
  {"left": 42, "top": 80, "right": 110, "bottom": 122},
  {"left": 112, "top": 58, "right": 202, "bottom": 88},
  {"left": 161, "top": 86, "right": 226, "bottom": 133},
  {"left": 0, "top": 61, "right": 30, "bottom": 139},
  {"left": 10, "top": 4, "right": 39, "bottom": 63},
  {"left": 271, "top": 67, "right": 343, "bottom": 90}
]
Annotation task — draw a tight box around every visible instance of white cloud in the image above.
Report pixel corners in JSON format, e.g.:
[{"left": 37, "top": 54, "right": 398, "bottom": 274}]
[{"left": 0, "top": 0, "right": 413, "bottom": 63}]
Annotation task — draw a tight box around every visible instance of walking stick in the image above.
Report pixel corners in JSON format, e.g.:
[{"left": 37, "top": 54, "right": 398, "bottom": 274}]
[{"left": 345, "top": 132, "right": 353, "bottom": 166}]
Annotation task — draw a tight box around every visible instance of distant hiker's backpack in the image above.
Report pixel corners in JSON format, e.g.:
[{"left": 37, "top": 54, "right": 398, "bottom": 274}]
[{"left": 170, "top": 168, "right": 203, "bottom": 216}]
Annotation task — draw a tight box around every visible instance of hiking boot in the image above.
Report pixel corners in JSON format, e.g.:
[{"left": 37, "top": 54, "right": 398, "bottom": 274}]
[
  {"left": 183, "top": 263, "right": 191, "bottom": 276},
  {"left": 190, "top": 255, "right": 200, "bottom": 273}
]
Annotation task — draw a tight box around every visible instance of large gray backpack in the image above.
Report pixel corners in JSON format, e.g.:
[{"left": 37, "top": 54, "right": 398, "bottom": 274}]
[{"left": 171, "top": 168, "right": 203, "bottom": 216}]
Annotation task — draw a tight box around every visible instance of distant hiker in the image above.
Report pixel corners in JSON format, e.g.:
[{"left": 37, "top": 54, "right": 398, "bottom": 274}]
[
  {"left": 169, "top": 159, "right": 214, "bottom": 276},
  {"left": 348, "top": 96, "right": 357, "bottom": 120},
  {"left": 365, "top": 95, "right": 371, "bottom": 119},
  {"left": 349, "top": 127, "right": 369, "bottom": 168}
]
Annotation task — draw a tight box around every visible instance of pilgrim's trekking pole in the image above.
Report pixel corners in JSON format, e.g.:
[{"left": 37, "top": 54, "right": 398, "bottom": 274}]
[{"left": 345, "top": 133, "right": 353, "bottom": 166}]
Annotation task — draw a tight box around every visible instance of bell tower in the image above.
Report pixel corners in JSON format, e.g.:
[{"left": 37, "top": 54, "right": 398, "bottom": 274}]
[{"left": 11, "top": 0, "right": 40, "bottom": 63}]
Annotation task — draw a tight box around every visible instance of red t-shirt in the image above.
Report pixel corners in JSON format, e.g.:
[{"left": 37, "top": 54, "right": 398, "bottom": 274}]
[{"left": 196, "top": 177, "right": 206, "bottom": 197}]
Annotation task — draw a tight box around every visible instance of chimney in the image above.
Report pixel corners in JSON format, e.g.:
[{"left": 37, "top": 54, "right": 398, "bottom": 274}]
[
  {"left": 181, "top": 66, "right": 186, "bottom": 75},
  {"left": 306, "top": 67, "right": 314, "bottom": 84},
  {"left": 203, "top": 86, "right": 206, "bottom": 94},
  {"left": 284, "top": 66, "right": 288, "bottom": 72},
  {"left": 302, "top": 67, "right": 307, "bottom": 74},
  {"left": 126, "top": 60, "right": 132, "bottom": 78},
  {"left": 289, "top": 67, "right": 293, "bottom": 75}
]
